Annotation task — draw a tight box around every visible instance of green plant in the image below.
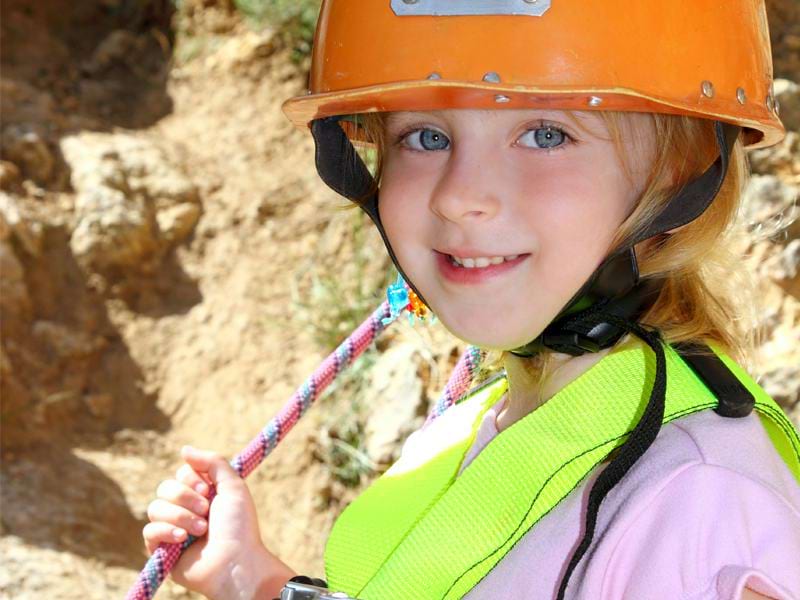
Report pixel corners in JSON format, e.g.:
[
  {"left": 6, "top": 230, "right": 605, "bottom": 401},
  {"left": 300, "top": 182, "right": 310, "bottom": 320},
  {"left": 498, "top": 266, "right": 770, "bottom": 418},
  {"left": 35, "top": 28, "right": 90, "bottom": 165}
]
[
  {"left": 291, "top": 209, "right": 393, "bottom": 350},
  {"left": 289, "top": 207, "right": 391, "bottom": 486},
  {"left": 326, "top": 422, "right": 379, "bottom": 487},
  {"left": 311, "top": 344, "right": 382, "bottom": 487}
]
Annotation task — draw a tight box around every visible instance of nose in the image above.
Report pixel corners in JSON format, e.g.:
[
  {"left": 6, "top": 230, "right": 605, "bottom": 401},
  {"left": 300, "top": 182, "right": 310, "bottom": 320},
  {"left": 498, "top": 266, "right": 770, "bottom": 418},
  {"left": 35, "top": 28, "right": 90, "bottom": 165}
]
[{"left": 429, "top": 150, "right": 502, "bottom": 224}]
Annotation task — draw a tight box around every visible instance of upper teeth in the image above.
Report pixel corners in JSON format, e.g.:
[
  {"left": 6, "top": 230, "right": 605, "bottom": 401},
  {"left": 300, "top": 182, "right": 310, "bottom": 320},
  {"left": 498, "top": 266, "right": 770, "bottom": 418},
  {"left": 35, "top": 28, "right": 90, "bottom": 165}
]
[{"left": 451, "top": 254, "right": 519, "bottom": 268}]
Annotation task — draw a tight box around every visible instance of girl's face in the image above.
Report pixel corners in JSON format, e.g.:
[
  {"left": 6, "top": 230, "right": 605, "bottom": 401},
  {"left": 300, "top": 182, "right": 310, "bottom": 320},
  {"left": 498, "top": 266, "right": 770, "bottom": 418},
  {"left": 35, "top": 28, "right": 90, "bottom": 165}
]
[{"left": 379, "top": 109, "right": 657, "bottom": 350}]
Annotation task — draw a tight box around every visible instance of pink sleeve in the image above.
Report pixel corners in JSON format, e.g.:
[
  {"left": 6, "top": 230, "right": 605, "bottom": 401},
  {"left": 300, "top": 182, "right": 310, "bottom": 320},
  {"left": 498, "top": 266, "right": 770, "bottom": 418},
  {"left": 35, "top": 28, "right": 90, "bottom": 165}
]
[{"left": 600, "top": 463, "right": 800, "bottom": 600}]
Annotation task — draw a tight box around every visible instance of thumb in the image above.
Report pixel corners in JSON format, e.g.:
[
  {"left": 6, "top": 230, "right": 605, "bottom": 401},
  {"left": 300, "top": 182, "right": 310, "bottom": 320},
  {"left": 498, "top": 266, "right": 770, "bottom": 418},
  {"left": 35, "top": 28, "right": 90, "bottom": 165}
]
[{"left": 181, "top": 446, "right": 241, "bottom": 490}]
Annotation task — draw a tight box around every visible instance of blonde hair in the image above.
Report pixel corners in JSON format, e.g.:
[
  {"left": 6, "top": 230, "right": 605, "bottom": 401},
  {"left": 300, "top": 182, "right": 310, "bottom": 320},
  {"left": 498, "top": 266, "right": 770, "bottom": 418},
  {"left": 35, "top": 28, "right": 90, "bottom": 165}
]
[{"left": 349, "top": 110, "right": 758, "bottom": 369}]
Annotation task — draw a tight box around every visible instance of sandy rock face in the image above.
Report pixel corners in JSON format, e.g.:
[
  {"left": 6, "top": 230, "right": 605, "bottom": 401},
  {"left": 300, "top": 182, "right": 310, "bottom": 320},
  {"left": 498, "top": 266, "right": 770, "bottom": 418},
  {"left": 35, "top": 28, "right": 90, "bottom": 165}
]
[
  {"left": 204, "top": 29, "right": 278, "bottom": 73},
  {"left": 362, "top": 343, "right": 426, "bottom": 465},
  {"left": 0, "top": 124, "right": 55, "bottom": 186},
  {"left": 0, "top": 192, "right": 41, "bottom": 321},
  {"left": 60, "top": 133, "right": 202, "bottom": 278},
  {"left": 743, "top": 174, "right": 800, "bottom": 235},
  {"left": 775, "top": 79, "right": 800, "bottom": 133},
  {"left": 743, "top": 88, "right": 800, "bottom": 422}
]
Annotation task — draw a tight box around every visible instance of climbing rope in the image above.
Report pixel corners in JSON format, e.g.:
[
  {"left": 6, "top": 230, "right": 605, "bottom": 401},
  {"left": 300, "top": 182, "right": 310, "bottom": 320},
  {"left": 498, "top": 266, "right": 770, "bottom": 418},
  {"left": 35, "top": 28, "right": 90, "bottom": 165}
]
[
  {"left": 425, "top": 345, "right": 486, "bottom": 425},
  {"left": 125, "top": 299, "right": 483, "bottom": 599}
]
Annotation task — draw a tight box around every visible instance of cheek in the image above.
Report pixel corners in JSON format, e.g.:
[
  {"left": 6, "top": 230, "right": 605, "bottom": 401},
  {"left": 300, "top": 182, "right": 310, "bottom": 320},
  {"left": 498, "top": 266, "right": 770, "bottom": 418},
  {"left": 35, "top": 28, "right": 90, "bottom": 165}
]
[
  {"left": 515, "top": 159, "right": 634, "bottom": 251},
  {"left": 377, "top": 177, "right": 428, "bottom": 268}
]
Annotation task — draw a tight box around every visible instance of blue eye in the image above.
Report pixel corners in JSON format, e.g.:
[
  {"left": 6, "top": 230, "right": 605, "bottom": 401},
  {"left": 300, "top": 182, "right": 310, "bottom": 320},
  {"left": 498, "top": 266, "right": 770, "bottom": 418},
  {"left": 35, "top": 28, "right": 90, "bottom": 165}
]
[
  {"left": 519, "top": 126, "right": 567, "bottom": 149},
  {"left": 404, "top": 128, "right": 450, "bottom": 151}
]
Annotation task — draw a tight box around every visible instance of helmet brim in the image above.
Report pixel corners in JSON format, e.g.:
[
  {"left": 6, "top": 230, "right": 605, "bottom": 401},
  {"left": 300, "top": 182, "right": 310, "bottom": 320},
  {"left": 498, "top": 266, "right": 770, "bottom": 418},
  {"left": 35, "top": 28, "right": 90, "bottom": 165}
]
[{"left": 283, "top": 80, "right": 784, "bottom": 149}]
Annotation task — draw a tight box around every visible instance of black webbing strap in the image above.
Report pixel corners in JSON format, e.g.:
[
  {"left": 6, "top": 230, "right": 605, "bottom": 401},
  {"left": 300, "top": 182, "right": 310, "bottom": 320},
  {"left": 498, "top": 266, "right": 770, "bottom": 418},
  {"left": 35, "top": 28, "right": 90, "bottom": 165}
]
[
  {"left": 673, "top": 342, "right": 755, "bottom": 418},
  {"left": 555, "top": 316, "right": 666, "bottom": 600},
  {"left": 628, "top": 122, "right": 740, "bottom": 247}
]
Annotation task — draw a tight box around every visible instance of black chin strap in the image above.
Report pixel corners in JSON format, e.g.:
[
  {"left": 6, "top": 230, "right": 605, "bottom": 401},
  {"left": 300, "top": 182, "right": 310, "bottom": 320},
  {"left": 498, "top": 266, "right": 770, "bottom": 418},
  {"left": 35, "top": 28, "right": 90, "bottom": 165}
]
[{"left": 555, "top": 314, "right": 666, "bottom": 600}]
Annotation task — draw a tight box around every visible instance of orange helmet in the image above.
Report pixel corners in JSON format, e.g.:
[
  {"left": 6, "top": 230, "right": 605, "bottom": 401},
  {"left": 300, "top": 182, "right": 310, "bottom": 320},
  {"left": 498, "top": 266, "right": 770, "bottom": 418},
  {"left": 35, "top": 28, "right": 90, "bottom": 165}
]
[{"left": 283, "top": 0, "right": 784, "bottom": 149}]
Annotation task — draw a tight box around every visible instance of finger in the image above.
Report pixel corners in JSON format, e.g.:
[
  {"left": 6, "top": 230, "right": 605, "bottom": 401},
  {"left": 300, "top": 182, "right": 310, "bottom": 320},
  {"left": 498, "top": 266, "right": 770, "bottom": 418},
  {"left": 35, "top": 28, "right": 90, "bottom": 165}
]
[
  {"left": 156, "top": 479, "right": 209, "bottom": 517},
  {"left": 175, "top": 462, "right": 212, "bottom": 497},
  {"left": 143, "top": 521, "right": 188, "bottom": 555},
  {"left": 180, "top": 446, "right": 241, "bottom": 491},
  {"left": 146, "top": 498, "right": 208, "bottom": 537}
]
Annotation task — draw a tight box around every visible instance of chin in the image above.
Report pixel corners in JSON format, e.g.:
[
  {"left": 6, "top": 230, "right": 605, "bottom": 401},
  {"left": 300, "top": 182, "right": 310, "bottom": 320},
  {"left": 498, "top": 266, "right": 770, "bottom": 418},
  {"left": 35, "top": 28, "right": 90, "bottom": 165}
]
[{"left": 437, "top": 314, "right": 545, "bottom": 352}]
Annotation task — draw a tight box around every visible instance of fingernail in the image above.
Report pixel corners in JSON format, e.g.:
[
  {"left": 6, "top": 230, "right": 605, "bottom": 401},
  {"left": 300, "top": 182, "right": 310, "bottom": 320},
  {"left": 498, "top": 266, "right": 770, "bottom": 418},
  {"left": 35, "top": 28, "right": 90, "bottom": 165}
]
[
  {"left": 194, "top": 500, "right": 207, "bottom": 515},
  {"left": 194, "top": 482, "right": 207, "bottom": 495},
  {"left": 173, "top": 528, "right": 186, "bottom": 540},
  {"left": 193, "top": 518, "right": 207, "bottom": 533}
]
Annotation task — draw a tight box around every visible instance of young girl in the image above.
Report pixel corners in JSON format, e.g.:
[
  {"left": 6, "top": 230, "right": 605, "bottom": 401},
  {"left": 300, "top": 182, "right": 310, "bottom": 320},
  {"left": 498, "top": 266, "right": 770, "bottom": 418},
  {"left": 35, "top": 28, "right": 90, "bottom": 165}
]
[{"left": 142, "top": 1, "right": 800, "bottom": 598}]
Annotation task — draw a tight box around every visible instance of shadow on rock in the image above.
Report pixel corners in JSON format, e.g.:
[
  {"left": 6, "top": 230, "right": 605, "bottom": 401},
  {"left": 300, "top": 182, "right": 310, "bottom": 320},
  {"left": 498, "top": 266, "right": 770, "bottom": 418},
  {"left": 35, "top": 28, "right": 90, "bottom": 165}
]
[
  {"left": 1, "top": 223, "right": 173, "bottom": 451},
  {"left": 115, "top": 250, "right": 204, "bottom": 318},
  {"left": 0, "top": 443, "right": 151, "bottom": 569},
  {"left": 0, "top": 0, "right": 175, "bottom": 132}
]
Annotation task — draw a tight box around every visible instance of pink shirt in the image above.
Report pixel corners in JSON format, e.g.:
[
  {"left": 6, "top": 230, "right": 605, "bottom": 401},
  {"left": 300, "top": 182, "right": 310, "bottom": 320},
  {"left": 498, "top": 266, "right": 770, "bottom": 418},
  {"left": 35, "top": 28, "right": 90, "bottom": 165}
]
[{"left": 402, "top": 394, "right": 800, "bottom": 599}]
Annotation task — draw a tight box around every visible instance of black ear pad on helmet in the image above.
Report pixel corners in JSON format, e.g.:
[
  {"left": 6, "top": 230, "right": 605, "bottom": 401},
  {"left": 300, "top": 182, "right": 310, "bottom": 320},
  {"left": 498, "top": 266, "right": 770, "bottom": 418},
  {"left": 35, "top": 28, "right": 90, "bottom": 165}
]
[{"left": 309, "top": 116, "right": 740, "bottom": 356}]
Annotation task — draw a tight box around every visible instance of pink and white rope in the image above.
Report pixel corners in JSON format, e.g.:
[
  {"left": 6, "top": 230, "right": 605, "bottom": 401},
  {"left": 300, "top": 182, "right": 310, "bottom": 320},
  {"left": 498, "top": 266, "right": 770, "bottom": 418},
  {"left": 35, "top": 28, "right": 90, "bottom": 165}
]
[
  {"left": 125, "top": 300, "right": 483, "bottom": 599},
  {"left": 425, "top": 345, "right": 486, "bottom": 425}
]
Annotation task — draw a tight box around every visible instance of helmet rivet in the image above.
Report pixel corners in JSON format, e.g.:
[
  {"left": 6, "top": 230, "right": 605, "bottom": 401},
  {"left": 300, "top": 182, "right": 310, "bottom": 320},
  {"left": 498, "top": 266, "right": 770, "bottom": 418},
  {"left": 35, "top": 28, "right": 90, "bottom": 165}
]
[
  {"left": 766, "top": 93, "right": 774, "bottom": 112},
  {"left": 736, "top": 87, "right": 747, "bottom": 105},
  {"left": 482, "top": 72, "right": 501, "bottom": 83},
  {"left": 701, "top": 80, "right": 715, "bottom": 98},
  {"left": 523, "top": 0, "right": 539, "bottom": 3},
  {"left": 495, "top": 94, "right": 511, "bottom": 103},
  {"left": 427, "top": 72, "right": 442, "bottom": 80},
  {"left": 774, "top": 97, "right": 780, "bottom": 116},
  {"left": 588, "top": 96, "right": 603, "bottom": 107},
  {"left": 402, "top": 0, "right": 419, "bottom": 4}
]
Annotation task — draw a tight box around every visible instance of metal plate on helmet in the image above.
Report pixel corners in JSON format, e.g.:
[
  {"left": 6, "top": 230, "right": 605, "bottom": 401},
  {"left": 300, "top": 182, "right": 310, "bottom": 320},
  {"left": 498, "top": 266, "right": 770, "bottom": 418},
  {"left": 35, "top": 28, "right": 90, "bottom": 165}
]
[{"left": 391, "top": 0, "right": 551, "bottom": 17}]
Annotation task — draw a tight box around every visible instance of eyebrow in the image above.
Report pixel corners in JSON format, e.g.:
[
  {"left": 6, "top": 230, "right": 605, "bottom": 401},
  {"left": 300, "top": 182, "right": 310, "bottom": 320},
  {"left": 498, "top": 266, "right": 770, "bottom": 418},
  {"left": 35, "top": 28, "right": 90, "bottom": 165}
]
[{"left": 385, "top": 111, "right": 437, "bottom": 125}]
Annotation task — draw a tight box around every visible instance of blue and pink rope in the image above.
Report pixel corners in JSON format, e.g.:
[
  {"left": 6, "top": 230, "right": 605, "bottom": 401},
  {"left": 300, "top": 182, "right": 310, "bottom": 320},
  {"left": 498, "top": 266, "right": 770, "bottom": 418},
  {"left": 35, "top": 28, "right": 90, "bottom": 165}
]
[{"left": 125, "top": 298, "right": 485, "bottom": 599}]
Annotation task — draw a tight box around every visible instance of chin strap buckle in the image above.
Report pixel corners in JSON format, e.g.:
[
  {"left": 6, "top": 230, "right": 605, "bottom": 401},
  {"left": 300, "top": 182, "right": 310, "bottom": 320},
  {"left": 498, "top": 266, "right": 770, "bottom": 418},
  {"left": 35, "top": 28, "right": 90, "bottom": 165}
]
[{"left": 540, "top": 332, "right": 601, "bottom": 355}]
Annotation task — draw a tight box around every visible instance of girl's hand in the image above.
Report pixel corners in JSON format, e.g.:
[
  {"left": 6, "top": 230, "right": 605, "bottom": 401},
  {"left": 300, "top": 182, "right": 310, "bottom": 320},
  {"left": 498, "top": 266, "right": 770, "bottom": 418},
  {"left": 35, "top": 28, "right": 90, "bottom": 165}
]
[{"left": 143, "top": 446, "right": 295, "bottom": 599}]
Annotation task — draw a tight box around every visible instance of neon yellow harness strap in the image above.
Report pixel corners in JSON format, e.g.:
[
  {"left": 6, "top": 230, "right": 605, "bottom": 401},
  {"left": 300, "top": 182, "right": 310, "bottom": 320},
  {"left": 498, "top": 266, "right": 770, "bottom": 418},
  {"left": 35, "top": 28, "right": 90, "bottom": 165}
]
[{"left": 325, "top": 341, "right": 800, "bottom": 600}]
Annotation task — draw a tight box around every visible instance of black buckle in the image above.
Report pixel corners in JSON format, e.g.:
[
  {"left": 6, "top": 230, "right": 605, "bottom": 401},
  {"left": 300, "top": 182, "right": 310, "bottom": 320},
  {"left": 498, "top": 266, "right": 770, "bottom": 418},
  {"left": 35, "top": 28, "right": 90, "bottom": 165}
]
[{"left": 540, "top": 332, "right": 601, "bottom": 355}]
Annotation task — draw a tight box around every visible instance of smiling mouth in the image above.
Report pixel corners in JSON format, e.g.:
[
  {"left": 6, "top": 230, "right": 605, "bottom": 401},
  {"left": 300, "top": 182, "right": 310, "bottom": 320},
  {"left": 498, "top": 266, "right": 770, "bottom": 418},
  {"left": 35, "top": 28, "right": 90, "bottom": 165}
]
[{"left": 448, "top": 253, "right": 521, "bottom": 269}]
